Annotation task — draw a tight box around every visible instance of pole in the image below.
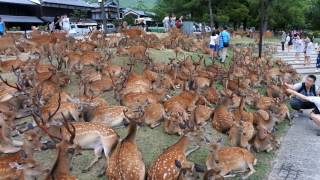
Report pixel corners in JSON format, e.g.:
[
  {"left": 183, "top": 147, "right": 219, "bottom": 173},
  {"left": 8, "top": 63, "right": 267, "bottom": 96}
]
[
  {"left": 208, "top": 0, "right": 214, "bottom": 29},
  {"left": 100, "top": 0, "right": 107, "bottom": 33},
  {"left": 259, "top": 0, "right": 266, "bottom": 58}
]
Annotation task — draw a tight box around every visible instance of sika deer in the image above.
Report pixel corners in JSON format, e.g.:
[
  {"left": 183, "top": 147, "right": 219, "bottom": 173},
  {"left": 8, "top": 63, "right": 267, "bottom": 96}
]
[
  {"left": 253, "top": 126, "right": 280, "bottom": 152},
  {"left": 143, "top": 103, "right": 166, "bottom": 128},
  {"left": 212, "top": 97, "right": 234, "bottom": 133},
  {"left": 228, "top": 120, "right": 255, "bottom": 150},
  {"left": 206, "top": 144, "right": 257, "bottom": 179},
  {"left": 147, "top": 131, "right": 203, "bottom": 180},
  {"left": 107, "top": 113, "right": 145, "bottom": 180}
]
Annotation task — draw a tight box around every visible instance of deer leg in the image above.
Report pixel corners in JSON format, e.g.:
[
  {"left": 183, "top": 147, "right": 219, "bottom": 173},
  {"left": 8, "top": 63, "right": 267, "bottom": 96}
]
[
  {"left": 241, "top": 163, "right": 255, "bottom": 179},
  {"left": 185, "top": 145, "right": 200, "bottom": 156},
  {"left": 82, "top": 146, "right": 103, "bottom": 172},
  {"left": 286, "top": 111, "right": 293, "bottom": 126},
  {"left": 150, "top": 122, "right": 161, "bottom": 129}
]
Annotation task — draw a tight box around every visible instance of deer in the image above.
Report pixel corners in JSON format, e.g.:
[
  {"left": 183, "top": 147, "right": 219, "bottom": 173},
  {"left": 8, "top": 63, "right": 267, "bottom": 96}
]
[
  {"left": 228, "top": 120, "right": 255, "bottom": 150},
  {"left": 253, "top": 125, "right": 280, "bottom": 152},
  {"left": 147, "top": 130, "right": 205, "bottom": 180},
  {"left": 212, "top": 97, "right": 234, "bottom": 133},
  {"left": 107, "top": 111, "right": 145, "bottom": 180},
  {"left": 142, "top": 103, "right": 166, "bottom": 128},
  {"left": 206, "top": 143, "right": 257, "bottom": 179},
  {"left": 32, "top": 96, "right": 119, "bottom": 174},
  {"left": 194, "top": 105, "right": 214, "bottom": 126}
]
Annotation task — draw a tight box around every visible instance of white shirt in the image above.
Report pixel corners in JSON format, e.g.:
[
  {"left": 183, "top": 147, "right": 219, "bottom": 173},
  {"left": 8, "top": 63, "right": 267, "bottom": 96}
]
[
  {"left": 294, "top": 82, "right": 319, "bottom": 94},
  {"left": 307, "top": 96, "right": 320, "bottom": 110},
  {"left": 210, "top": 35, "right": 219, "bottom": 45}
]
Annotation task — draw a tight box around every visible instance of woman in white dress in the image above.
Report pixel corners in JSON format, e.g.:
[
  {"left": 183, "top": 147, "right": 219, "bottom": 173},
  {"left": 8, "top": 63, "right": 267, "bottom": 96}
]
[
  {"left": 293, "top": 34, "right": 303, "bottom": 61},
  {"left": 305, "top": 38, "right": 314, "bottom": 65},
  {"left": 61, "top": 15, "right": 71, "bottom": 33}
]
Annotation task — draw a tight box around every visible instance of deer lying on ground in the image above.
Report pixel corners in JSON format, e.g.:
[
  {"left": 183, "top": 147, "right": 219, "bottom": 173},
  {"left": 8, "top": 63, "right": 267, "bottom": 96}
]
[
  {"left": 143, "top": 103, "right": 166, "bottom": 128},
  {"left": 195, "top": 105, "right": 214, "bottom": 126},
  {"left": 206, "top": 144, "right": 257, "bottom": 179},
  {"left": 107, "top": 112, "right": 145, "bottom": 180},
  {"left": 0, "top": 58, "right": 25, "bottom": 73},
  {"left": 33, "top": 98, "right": 119, "bottom": 173},
  {"left": 228, "top": 120, "right": 255, "bottom": 150},
  {"left": 147, "top": 130, "right": 204, "bottom": 180},
  {"left": 253, "top": 126, "right": 280, "bottom": 152},
  {"left": 212, "top": 97, "right": 234, "bottom": 133}
]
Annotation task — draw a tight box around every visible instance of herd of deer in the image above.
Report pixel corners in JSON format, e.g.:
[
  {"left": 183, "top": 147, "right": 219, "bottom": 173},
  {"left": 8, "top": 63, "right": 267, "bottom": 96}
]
[{"left": 0, "top": 28, "right": 299, "bottom": 180}]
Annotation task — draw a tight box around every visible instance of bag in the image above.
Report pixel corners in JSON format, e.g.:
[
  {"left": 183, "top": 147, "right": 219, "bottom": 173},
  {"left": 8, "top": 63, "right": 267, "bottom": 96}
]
[
  {"left": 223, "top": 42, "right": 229, "bottom": 47},
  {"left": 175, "top": 20, "right": 182, "bottom": 28}
]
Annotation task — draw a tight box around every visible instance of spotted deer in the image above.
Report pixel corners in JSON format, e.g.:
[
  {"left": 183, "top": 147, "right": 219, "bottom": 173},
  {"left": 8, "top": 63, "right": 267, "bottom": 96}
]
[
  {"left": 206, "top": 144, "right": 257, "bottom": 179},
  {"left": 212, "top": 97, "right": 234, "bottom": 133},
  {"left": 107, "top": 112, "right": 145, "bottom": 180},
  {"left": 253, "top": 125, "right": 280, "bottom": 152},
  {"left": 147, "top": 131, "right": 204, "bottom": 180}
]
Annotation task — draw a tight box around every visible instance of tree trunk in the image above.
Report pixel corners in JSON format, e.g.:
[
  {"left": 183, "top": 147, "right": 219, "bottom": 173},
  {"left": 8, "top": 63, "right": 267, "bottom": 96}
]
[
  {"left": 100, "top": 0, "right": 107, "bottom": 34},
  {"left": 116, "top": 0, "right": 120, "bottom": 20},
  {"left": 259, "top": 0, "right": 269, "bottom": 58},
  {"left": 208, "top": 0, "right": 214, "bottom": 29}
]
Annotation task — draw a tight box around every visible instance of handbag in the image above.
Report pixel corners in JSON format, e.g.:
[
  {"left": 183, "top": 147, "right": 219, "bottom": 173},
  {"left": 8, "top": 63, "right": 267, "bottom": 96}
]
[{"left": 223, "top": 42, "right": 229, "bottom": 47}]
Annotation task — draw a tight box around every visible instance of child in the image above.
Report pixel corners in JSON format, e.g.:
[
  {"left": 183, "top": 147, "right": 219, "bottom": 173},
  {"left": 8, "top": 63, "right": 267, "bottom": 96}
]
[{"left": 209, "top": 30, "right": 219, "bottom": 61}]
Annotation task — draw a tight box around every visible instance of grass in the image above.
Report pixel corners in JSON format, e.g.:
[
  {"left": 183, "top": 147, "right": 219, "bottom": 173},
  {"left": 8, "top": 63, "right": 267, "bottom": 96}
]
[{"left": 3, "top": 41, "right": 289, "bottom": 180}]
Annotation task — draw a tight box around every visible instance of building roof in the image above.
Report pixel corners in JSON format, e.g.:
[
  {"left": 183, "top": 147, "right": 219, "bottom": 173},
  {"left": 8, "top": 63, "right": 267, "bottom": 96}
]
[
  {"left": 41, "top": 0, "right": 93, "bottom": 8},
  {"left": 123, "top": 8, "right": 155, "bottom": 17},
  {"left": 0, "top": 15, "right": 43, "bottom": 23},
  {"left": 0, "top": 0, "right": 36, "bottom": 5}
]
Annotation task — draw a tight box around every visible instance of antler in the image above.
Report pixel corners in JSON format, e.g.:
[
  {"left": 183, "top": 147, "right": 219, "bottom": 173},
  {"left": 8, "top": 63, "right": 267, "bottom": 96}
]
[
  {"left": 61, "top": 113, "right": 76, "bottom": 144},
  {"left": 0, "top": 75, "right": 21, "bottom": 91}
]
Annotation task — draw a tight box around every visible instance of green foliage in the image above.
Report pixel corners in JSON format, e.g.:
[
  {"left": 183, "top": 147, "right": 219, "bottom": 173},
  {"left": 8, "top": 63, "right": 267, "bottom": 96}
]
[
  {"left": 123, "top": 15, "right": 135, "bottom": 25},
  {"left": 70, "top": 9, "right": 89, "bottom": 21}
]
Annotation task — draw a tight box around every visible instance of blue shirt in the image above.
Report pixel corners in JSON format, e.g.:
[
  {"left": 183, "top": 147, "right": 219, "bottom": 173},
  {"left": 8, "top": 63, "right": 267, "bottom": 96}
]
[
  {"left": 219, "top": 30, "right": 231, "bottom": 49},
  {"left": 0, "top": 22, "right": 4, "bottom": 33}
]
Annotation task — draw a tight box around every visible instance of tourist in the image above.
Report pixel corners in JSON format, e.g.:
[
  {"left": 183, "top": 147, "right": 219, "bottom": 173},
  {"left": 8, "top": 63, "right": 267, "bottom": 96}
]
[
  {"left": 170, "top": 14, "right": 176, "bottom": 28},
  {"left": 285, "top": 75, "right": 319, "bottom": 114},
  {"left": 162, "top": 15, "right": 170, "bottom": 32},
  {"left": 0, "top": 17, "right": 5, "bottom": 37},
  {"left": 293, "top": 34, "right": 304, "bottom": 61},
  {"left": 54, "top": 15, "right": 61, "bottom": 31},
  {"left": 286, "top": 32, "right": 293, "bottom": 52},
  {"left": 61, "top": 15, "right": 71, "bottom": 33},
  {"left": 219, "top": 26, "right": 231, "bottom": 63},
  {"left": 286, "top": 88, "right": 320, "bottom": 136},
  {"left": 316, "top": 46, "right": 320, "bottom": 72},
  {"left": 281, "top": 31, "right": 286, "bottom": 51},
  {"left": 305, "top": 37, "right": 314, "bottom": 65},
  {"left": 176, "top": 16, "right": 183, "bottom": 29},
  {"left": 209, "top": 30, "right": 219, "bottom": 61}
]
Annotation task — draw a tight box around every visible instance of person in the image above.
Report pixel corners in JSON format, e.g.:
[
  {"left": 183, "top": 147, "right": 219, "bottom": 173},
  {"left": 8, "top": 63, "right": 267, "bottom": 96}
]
[
  {"left": 305, "top": 37, "right": 314, "bottom": 65},
  {"left": 176, "top": 16, "right": 183, "bottom": 29},
  {"left": 170, "top": 14, "right": 176, "bottom": 28},
  {"left": 316, "top": 46, "right": 320, "bottom": 71},
  {"left": 61, "top": 15, "right": 71, "bottom": 33},
  {"left": 49, "top": 21, "right": 55, "bottom": 33},
  {"left": 219, "top": 26, "right": 231, "bottom": 63},
  {"left": 293, "top": 34, "right": 303, "bottom": 61},
  {"left": 162, "top": 15, "right": 170, "bottom": 32},
  {"left": 287, "top": 32, "right": 293, "bottom": 52},
  {"left": 285, "top": 75, "right": 320, "bottom": 113},
  {"left": 281, "top": 31, "right": 286, "bottom": 51},
  {"left": 286, "top": 88, "right": 320, "bottom": 136},
  {"left": 54, "top": 15, "right": 61, "bottom": 31},
  {"left": 0, "top": 17, "right": 5, "bottom": 36},
  {"left": 209, "top": 30, "right": 219, "bottom": 61}
]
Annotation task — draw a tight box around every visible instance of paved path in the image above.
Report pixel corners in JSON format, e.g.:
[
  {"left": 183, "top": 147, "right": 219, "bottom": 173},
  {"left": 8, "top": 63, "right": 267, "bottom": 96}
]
[{"left": 268, "top": 47, "right": 320, "bottom": 180}]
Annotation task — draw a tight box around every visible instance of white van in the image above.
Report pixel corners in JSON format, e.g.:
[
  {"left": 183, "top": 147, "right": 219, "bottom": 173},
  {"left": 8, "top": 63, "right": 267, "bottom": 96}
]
[{"left": 69, "top": 23, "right": 97, "bottom": 37}]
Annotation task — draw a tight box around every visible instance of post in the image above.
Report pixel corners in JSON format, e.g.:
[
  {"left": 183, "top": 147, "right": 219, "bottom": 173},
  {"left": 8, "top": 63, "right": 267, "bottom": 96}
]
[
  {"left": 208, "top": 0, "right": 214, "bottom": 29},
  {"left": 116, "top": 0, "right": 120, "bottom": 20},
  {"left": 259, "top": 0, "right": 268, "bottom": 58},
  {"left": 99, "top": 0, "right": 107, "bottom": 33}
]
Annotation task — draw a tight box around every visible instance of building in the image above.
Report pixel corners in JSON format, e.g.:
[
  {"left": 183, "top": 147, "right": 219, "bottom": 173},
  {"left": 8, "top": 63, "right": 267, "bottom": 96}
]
[
  {"left": 0, "top": 0, "right": 42, "bottom": 30},
  {"left": 91, "top": 1, "right": 123, "bottom": 23},
  {"left": 122, "top": 8, "right": 155, "bottom": 19},
  {"left": 0, "top": 0, "right": 93, "bottom": 30}
]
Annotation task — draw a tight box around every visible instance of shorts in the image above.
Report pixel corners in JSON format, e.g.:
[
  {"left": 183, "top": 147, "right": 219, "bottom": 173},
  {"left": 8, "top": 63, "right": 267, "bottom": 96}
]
[
  {"left": 0, "top": 32, "right": 3, "bottom": 36},
  {"left": 210, "top": 44, "right": 219, "bottom": 51}
]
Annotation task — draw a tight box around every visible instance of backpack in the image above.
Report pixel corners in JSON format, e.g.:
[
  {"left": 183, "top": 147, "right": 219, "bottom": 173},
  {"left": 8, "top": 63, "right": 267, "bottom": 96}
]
[{"left": 298, "top": 83, "right": 316, "bottom": 96}]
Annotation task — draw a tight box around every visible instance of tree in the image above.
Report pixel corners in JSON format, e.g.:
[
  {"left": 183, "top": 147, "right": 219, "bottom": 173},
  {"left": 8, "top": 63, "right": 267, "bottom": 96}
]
[{"left": 70, "top": 10, "right": 89, "bottom": 22}]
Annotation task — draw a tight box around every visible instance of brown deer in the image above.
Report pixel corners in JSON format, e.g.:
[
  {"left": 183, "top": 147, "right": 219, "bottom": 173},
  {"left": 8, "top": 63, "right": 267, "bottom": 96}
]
[
  {"left": 253, "top": 126, "right": 280, "bottom": 152},
  {"left": 228, "top": 120, "right": 255, "bottom": 150},
  {"left": 206, "top": 144, "right": 257, "bottom": 179},
  {"left": 143, "top": 103, "right": 166, "bottom": 128},
  {"left": 107, "top": 112, "right": 145, "bottom": 180},
  {"left": 194, "top": 105, "right": 214, "bottom": 126},
  {"left": 147, "top": 131, "right": 204, "bottom": 180},
  {"left": 212, "top": 97, "right": 234, "bottom": 133}
]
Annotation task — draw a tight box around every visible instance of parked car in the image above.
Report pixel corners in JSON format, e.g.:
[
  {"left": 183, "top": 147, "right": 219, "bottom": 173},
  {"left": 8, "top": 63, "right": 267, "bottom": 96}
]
[
  {"left": 101, "top": 23, "right": 116, "bottom": 33},
  {"left": 69, "top": 23, "right": 97, "bottom": 37}
]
